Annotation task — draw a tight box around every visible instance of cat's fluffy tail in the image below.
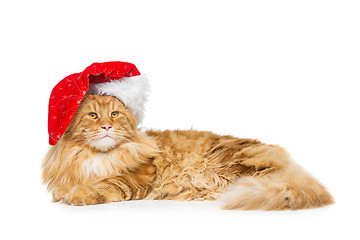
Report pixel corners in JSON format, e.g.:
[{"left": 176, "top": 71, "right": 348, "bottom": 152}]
[{"left": 221, "top": 164, "right": 333, "bottom": 211}]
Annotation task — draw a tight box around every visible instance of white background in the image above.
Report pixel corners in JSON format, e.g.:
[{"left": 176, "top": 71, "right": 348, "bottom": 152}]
[{"left": 1, "top": 0, "right": 359, "bottom": 239}]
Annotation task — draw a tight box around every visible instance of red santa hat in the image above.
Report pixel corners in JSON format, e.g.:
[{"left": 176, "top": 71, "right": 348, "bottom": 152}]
[{"left": 48, "top": 61, "right": 149, "bottom": 145}]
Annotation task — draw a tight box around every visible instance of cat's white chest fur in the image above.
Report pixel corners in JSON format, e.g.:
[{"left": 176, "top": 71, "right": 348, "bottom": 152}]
[{"left": 81, "top": 152, "right": 118, "bottom": 178}]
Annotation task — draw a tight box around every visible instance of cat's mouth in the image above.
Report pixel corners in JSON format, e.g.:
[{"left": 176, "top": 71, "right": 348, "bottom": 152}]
[{"left": 100, "top": 135, "right": 113, "bottom": 139}]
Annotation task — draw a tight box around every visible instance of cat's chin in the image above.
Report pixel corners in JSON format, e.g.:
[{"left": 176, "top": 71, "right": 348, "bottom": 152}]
[{"left": 89, "top": 137, "right": 119, "bottom": 152}]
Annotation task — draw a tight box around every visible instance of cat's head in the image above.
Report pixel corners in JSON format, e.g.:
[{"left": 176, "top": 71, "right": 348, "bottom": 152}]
[{"left": 62, "top": 94, "right": 137, "bottom": 152}]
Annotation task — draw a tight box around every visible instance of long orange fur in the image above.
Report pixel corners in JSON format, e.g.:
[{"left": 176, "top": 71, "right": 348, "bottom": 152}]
[{"left": 42, "top": 95, "right": 333, "bottom": 210}]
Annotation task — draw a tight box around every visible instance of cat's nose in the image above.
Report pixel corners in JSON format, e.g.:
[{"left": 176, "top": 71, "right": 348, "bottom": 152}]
[{"left": 101, "top": 125, "right": 112, "bottom": 131}]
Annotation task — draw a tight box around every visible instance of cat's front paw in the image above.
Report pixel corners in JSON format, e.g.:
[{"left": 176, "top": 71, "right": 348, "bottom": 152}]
[
  {"left": 66, "top": 186, "right": 101, "bottom": 206},
  {"left": 53, "top": 186, "right": 106, "bottom": 206},
  {"left": 52, "top": 186, "right": 72, "bottom": 203}
]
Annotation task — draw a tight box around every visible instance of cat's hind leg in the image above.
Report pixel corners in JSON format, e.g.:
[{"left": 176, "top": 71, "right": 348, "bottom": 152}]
[
  {"left": 221, "top": 144, "right": 333, "bottom": 210},
  {"left": 234, "top": 144, "right": 290, "bottom": 175}
]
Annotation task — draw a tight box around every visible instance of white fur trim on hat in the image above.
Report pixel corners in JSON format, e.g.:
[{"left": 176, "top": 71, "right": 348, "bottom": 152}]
[{"left": 87, "top": 75, "right": 150, "bottom": 125}]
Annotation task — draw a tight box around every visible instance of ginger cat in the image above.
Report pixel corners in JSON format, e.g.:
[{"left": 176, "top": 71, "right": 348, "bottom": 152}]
[{"left": 42, "top": 95, "right": 333, "bottom": 210}]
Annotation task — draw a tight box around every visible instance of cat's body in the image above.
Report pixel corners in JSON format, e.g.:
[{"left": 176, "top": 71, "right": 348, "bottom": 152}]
[{"left": 42, "top": 95, "right": 333, "bottom": 210}]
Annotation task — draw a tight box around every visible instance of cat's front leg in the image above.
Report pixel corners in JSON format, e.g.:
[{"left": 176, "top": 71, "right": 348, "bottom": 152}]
[
  {"left": 52, "top": 185, "right": 106, "bottom": 206},
  {"left": 52, "top": 163, "right": 155, "bottom": 206},
  {"left": 52, "top": 176, "right": 144, "bottom": 206}
]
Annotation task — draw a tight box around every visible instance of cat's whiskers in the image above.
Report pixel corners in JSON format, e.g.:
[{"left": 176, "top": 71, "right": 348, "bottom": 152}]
[
  {"left": 111, "top": 130, "right": 133, "bottom": 143},
  {"left": 77, "top": 135, "right": 99, "bottom": 149},
  {"left": 118, "top": 135, "right": 131, "bottom": 143},
  {"left": 112, "top": 130, "right": 131, "bottom": 134},
  {"left": 60, "top": 135, "right": 95, "bottom": 148},
  {"left": 112, "top": 129, "right": 132, "bottom": 137},
  {"left": 61, "top": 130, "right": 100, "bottom": 148}
]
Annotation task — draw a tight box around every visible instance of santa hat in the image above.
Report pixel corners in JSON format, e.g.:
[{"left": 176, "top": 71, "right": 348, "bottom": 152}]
[{"left": 48, "top": 61, "right": 149, "bottom": 146}]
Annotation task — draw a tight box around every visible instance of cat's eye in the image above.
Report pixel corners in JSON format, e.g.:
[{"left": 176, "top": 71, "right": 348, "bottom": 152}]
[
  {"left": 111, "top": 111, "right": 119, "bottom": 118},
  {"left": 89, "top": 112, "right": 98, "bottom": 119}
]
